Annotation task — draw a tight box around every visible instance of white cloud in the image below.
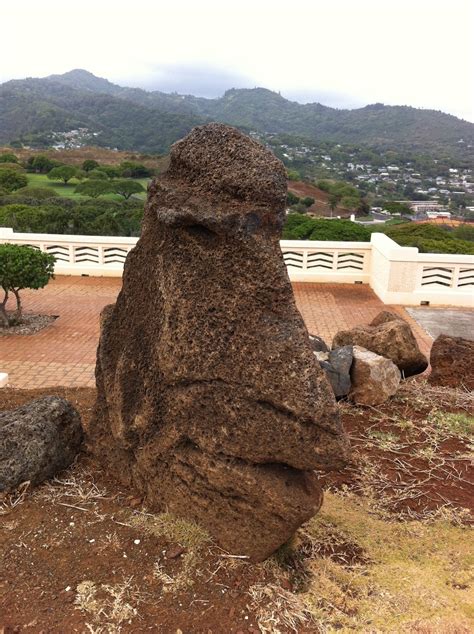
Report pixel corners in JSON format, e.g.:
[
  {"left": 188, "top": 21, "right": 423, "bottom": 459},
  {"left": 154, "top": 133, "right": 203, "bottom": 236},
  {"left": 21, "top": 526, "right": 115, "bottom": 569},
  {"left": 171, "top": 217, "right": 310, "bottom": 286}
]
[{"left": 2, "top": 0, "right": 473, "bottom": 120}]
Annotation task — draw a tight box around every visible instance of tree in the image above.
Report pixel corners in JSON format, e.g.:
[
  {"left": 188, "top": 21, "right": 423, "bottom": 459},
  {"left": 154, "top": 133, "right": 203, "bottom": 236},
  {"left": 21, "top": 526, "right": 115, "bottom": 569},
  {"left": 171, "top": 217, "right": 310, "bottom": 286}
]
[
  {"left": 88, "top": 169, "right": 109, "bottom": 180},
  {"left": 100, "top": 165, "right": 121, "bottom": 179},
  {"left": 113, "top": 180, "right": 145, "bottom": 199},
  {"left": 383, "top": 201, "right": 413, "bottom": 215},
  {"left": 75, "top": 180, "right": 114, "bottom": 198},
  {"left": 82, "top": 159, "right": 100, "bottom": 172},
  {"left": 119, "top": 161, "right": 152, "bottom": 178},
  {"left": 282, "top": 213, "right": 371, "bottom": 241},
  {"left": 301, "top": 196, "right": 315, "bottom": 208},
  {"left": 26, "top": 155, "right": 58, "bottom": 174},
  {"left": 47, "top": 165, "right": 78, "bottom": 184},
  {"left": 0, "top": 244, "right": 55, "bottom": 326},
  {"left": 287, "top": 191, "right": 300, "bottom": 206},
  {"left": 0, "top": 169, "right": 28, "bottom": 192},
  {"left": 0, "top": 153, "right": 18, "bottom": 163}
]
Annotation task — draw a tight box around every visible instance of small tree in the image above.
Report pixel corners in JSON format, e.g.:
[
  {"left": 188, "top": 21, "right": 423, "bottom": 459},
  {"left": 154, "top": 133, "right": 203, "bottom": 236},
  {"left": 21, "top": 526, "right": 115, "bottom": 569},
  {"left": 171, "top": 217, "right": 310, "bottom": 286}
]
[
  {"left": 0, "top": 169, "right": 28, "bottom": 192},
  {"left": 82, "top": 159, "right": 100, "bottom": 172},
  {"left": 301, "top": 196, "right": 315, "bottom": 208},
  {"left": 0, "top": 153, "right": 18, "bottom": 163},
  {"left": 75, "top": 180, "right": 114, "bottom": 198},
  {"left": 47, "top": 165, "right": 78, "bottom": 184},
  {"left": 113, "top": 180, "right": 145, "bottom": 199},
  {"left": 0, "top": 244, "right": 55, "bottom": 326}
]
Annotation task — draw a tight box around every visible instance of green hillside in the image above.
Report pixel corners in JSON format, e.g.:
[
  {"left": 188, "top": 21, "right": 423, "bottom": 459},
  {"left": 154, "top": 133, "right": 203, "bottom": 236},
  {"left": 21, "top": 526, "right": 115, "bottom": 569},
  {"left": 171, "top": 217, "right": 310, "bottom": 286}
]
[{"left": 1, "top": 70, "right": 473, "bottom": 161}]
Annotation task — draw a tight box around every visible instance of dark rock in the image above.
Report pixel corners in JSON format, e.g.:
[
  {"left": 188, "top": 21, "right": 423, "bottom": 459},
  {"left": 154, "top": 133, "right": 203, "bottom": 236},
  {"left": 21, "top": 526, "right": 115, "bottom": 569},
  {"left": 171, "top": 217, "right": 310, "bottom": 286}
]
[
  {"left": 428, "top": 334, "right": 474, "bottom": 390},
  {"left": 309, "top": 335, "right": 329, "bottom": 353},
  {"left": 88, "top": 123, "right": 348, "bottom": 562},
  {"left": 0, "top": 397, "right": 83, "bottom": 491},
  {"left": 332, "top": 310, "right": 428, "bottom": 377},
  {"left": 349, "top": 346, "right": 401, "bottom": 405},
  {"left": 320, "top": 346, "right": 353, "bottom": 399}
]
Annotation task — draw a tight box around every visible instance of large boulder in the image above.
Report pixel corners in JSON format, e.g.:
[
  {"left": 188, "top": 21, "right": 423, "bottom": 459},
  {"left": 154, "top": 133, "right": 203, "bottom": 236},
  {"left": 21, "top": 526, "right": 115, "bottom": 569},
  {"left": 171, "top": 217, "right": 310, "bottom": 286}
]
[
  {"left": 0, "top": 396, "right": 83, "bottom": 491},
  {"left": 332, "top": 310, "right": 428, "bottom": 377},
  {"left": 349, "top": 346, "right": 401, "bottom": 405},
  {"left": 88, "top": 123, "right": 348, "bottom": 561},
  {"left": 429, "top": 334, "right": 474, "bottom": 390},
  {"left": 318, "top": 346, "right": 353, "bottom": 399}
]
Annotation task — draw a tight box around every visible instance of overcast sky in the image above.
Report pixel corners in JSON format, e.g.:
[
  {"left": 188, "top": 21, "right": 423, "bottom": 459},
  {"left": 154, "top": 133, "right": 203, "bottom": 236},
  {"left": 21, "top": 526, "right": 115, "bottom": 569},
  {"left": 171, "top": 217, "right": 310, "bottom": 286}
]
[{"left": 2, "top": 0, "right": 473, "bottom": 121}]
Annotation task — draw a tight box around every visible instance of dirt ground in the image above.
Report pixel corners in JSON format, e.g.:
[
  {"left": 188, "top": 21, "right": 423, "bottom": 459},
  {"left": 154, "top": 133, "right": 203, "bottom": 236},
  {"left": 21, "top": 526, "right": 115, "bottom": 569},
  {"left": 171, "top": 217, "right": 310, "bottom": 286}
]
[{"left": 1, "top": 382, "right": 473, "bottom": 633}]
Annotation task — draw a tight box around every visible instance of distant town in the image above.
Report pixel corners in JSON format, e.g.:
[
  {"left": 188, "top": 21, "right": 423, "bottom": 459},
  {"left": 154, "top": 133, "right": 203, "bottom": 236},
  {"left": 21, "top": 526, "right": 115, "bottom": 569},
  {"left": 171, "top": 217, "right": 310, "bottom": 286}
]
[{"left": 250, "top": 131, "right": 474, "bottom": 220}]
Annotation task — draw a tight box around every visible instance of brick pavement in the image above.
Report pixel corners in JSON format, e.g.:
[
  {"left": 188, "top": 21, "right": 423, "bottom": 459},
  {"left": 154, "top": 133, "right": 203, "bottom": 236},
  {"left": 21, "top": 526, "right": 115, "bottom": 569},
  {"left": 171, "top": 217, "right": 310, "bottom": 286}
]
[{"left": 1, "top": 277, "right": 433, "bottom": 389}]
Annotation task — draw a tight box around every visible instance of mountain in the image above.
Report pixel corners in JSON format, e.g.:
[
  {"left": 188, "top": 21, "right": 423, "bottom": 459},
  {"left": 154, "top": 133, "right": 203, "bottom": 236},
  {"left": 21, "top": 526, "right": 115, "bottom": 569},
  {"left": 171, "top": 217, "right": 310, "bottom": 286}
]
[{"left": 1, "top": 69, "right": 473, "bottom": 160}]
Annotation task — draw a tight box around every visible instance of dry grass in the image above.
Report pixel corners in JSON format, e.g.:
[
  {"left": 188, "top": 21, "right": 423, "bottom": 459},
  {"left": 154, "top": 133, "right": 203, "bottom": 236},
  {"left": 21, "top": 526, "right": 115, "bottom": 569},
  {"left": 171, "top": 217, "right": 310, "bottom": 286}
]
[
  {"left": 337, "top": 380, "right": 473, "bottom": 522},
  {"left": 75, "top": 577, "right": 146, "bottom": 632},
  {"left": 249, "top": 490, "right": 474, "bottom": 633}
]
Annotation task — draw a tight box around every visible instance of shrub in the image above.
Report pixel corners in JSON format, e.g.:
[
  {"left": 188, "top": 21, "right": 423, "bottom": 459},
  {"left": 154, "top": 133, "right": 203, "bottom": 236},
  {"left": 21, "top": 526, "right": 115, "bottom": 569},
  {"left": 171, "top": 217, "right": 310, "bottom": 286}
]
[
  {"left": 0, "top": 153, "right": 19, "bottom": 163},
  {"left": 0, "top": 169, "right": 28, "bottom": 192},
  {"left": 283, "top": 213, "right": 371, "bottom": 241},
  {"left": 0, "top": 244, "right": 55, "bottom": 326},
  {"left": 13, "top": 187, "right": 60, "bottom": 200}
]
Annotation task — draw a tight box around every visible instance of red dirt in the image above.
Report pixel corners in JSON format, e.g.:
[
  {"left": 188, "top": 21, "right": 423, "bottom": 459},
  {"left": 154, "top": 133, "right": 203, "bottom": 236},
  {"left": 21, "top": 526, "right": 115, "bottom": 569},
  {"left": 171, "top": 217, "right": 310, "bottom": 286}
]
[
  {"left": 1, "top": 384, "right": 472, "bottom": 632},
  {"left": 287, "top": 181, "right": 352, "bottom": 218}
]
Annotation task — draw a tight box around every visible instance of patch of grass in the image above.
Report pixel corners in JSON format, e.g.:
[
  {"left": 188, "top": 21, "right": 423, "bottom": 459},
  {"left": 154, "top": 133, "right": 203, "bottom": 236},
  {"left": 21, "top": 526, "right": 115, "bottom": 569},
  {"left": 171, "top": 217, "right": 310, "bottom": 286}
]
[
  {"left": 26, "top": 173, "right": 150, "bottom": 201},
  {"left": 255, "top": 491, "right": 474, "bottom": 632},
  {"left": 128, "top": 510, "right": 210, "bottom": 550},
  {"left": 26, "top": 173, "right": 87, "bottom": 199},
  {"left": 428, "top": 410, "right": 474, "bottom": 439},
  {"left": 75, "top": 577, "right": 145, "bottom": 630}
]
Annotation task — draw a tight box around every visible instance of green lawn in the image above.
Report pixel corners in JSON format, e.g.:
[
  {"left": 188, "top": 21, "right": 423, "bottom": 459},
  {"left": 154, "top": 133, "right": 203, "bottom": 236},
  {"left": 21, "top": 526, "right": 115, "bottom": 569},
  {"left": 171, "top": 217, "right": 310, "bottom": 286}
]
[{"left": 26, "top": 173, "right": 151, "bottom": 201}]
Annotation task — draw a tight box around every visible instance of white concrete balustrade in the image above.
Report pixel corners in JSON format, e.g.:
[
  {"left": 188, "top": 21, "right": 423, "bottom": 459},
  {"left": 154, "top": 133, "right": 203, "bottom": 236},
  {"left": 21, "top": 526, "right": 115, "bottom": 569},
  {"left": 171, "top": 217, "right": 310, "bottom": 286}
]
[{"left": 1, "top": 227, "right": 473, "bottom": 307}]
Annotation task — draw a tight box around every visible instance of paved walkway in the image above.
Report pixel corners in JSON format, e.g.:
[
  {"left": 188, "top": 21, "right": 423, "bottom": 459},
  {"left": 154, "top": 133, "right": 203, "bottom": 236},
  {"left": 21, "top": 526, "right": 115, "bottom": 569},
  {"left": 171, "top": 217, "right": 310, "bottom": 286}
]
[
  {"left": 406, "top": 307, "right": 474, "bottom": 341},
  {"left": 1, "top": 277, "right": 432, "bottom": 389}
]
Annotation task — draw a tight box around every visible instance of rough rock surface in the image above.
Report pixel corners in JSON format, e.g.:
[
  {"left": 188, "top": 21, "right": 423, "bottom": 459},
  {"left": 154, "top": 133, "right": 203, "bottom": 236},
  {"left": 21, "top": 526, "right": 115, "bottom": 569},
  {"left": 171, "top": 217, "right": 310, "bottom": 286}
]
[
  {"left": 0, "top": 396, "right": 83, "bottom": 491},
  {"left": 332, "top": 310, "right": 428, "bottom": 377},
  {"left": 319, "top": 346, "right": 353, "bottom": 399},
  {"left": 349, "top": 346, "right": 401, "bottom": 405},
  {"left": 429, "top": 334, "right": 474, "bottom": 390},
  {"left": 89, "top": 123, "right": 348, "bottom": 561}
]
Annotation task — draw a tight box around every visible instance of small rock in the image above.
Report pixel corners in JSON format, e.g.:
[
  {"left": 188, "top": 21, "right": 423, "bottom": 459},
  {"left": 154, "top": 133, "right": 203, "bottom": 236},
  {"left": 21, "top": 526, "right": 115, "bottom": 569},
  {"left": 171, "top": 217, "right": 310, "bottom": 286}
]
[
  {"left": 309, "top": 335, "right": 329, "bottom": 353},
  {"left": 280, "top": 578, "right": 293, "bottom": 591},
  {"left": 349, "top": 346, "right": 401, "bottom": 405},
  {"left": 166, "top": 545, "right": 185, "bottom": 559},
  {"left": 320, "top": 346, "right": 353, "bottom": 399},
  {"left": 313, "top": 350, "right": 329, "bottom": 362}
]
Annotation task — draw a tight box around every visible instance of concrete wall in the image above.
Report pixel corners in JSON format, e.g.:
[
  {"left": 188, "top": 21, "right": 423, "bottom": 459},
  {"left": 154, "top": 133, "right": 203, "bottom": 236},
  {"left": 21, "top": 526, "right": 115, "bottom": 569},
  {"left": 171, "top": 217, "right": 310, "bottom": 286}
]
[{"left": 1, "top": 228, "right": 473, "bottom": 307}]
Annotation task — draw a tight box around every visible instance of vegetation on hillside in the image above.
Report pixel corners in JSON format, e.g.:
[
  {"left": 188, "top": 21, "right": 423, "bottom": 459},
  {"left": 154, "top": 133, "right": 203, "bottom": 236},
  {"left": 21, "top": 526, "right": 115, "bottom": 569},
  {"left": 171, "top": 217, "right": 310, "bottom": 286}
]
[
  {"left": 1, "top": 70, "right": 472, "bottom": 161},
  {"left": 282, "top": 213, "right": 474, "bottom": 254}
]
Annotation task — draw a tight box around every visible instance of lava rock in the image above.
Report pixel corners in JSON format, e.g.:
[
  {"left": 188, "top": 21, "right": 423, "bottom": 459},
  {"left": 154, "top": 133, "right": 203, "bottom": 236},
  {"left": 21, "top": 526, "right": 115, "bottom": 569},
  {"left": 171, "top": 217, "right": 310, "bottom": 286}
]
[
  {"left": 309, "top": 335, "right": 329, "bottom": 353},
  {"left": 332, "top": 311, "right": 428, "bottom": 377},
  {"left": 349, "top": 346, "right": 401, "bottom": 405},
  {"left": 88, "top": 123, "right": 348, "bottom": 562},
  {"left": 320, "top": 346, "right": 353, "bottom": 399},
  {"left": 0, "top": 396, "right": 83, "bottom": 491},
  {"left": 429, "top": 334, "right": 474, "bottom": 390}
]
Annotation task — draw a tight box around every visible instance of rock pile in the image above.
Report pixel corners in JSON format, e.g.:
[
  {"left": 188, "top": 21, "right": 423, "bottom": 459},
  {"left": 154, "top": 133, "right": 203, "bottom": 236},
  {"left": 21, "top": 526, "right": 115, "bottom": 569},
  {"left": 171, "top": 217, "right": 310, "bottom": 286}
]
[
  {"left": 332, "top": 311, "right": 428, "bottom": 377},
  {"left": 89, "top": 123, "right": 348, "bottom": 561},
  {"left": 0, "top": 396, "right": 83, "bottom": 491}
]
